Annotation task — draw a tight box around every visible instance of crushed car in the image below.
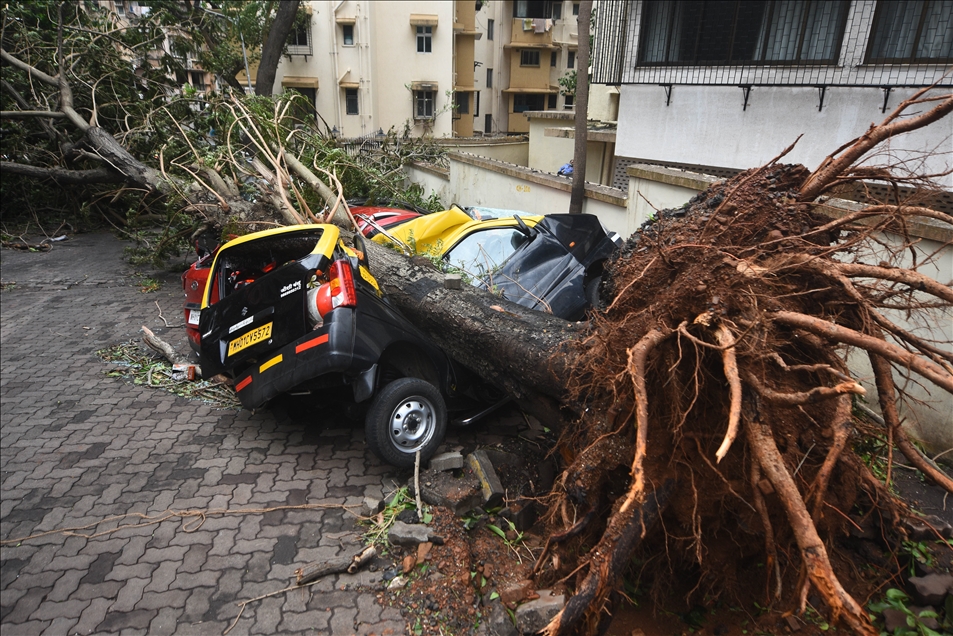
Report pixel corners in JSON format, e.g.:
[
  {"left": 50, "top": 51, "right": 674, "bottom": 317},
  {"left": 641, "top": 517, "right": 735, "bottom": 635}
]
[
  {"left": 186, "top": 224, "right": 497, "bottom": 468},
  {"left": 353, "top": 204, "right": 623, "bottom": 321}
]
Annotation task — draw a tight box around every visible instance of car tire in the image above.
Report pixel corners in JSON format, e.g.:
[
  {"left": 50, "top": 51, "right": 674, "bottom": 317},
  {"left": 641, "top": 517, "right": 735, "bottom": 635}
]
[
  {"left": 365, "top": 377, "right": 447, "bottom": 469},
  {"left": 585, "top": 275, "right": 603, "bottom": 310}
]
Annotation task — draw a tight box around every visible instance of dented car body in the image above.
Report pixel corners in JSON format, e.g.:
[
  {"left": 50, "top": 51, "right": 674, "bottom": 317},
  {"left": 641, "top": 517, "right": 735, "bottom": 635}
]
[{"left": 193, "top": 224, "right": 477, "bottom": 467}]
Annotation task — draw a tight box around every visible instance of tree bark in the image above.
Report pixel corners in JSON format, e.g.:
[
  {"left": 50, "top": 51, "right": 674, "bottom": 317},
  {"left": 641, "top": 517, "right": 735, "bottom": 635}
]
[
  {"left": 363, "top": 238, "right": 582, "bottom": 426},
  {"left": 568, "top": 0, "right": 592, "bottom": 214},
  {"left": 255, "top": 0, "right": 300, "bottom": 97}
]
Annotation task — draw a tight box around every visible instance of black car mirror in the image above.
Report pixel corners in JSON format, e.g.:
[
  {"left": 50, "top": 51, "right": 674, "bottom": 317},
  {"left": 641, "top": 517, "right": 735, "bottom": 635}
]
[{"left": 514, "top": 215, "right": 535, "bottom": 238}]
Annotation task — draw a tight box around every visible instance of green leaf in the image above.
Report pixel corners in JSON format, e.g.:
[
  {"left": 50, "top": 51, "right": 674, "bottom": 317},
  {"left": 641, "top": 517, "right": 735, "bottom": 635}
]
[
  {"left": 487, "top": 524, "right": 506, "bottom": 539},
  {"left": 490, "top": 591, "right": 499, "bottom": 600}
]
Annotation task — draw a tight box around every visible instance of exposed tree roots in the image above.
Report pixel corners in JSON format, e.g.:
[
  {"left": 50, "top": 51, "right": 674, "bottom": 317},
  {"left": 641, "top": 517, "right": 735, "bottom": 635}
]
[{"left": 538, "top": 90, "right": 952, "bottom": 634}]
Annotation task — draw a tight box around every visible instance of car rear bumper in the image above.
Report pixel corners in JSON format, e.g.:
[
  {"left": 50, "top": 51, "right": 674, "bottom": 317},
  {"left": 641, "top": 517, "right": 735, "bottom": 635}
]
[{"left": 231, "top": 307, "right": 363, "bottom": 409}]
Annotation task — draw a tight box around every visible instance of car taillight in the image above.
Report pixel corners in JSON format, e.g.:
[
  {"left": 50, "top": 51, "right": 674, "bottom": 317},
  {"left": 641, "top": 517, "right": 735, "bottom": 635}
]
[{"left": 328, "top": 260, "right": 357, "bottom": 309}]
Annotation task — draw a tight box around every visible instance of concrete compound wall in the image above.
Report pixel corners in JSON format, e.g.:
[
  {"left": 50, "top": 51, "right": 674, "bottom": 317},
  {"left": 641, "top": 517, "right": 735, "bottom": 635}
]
[
  {"left": 439, "top": 140, "right": 530, "bottom": 166},
  {"left": 405, "top": 152, "right": 628, "bottom": 234}
]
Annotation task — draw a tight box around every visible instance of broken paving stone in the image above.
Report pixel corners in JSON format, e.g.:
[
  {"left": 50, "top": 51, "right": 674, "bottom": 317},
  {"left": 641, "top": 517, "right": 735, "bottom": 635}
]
[
  {"left": 429, "top": 451, "right": 464, "bottom": 472},
  {"left": 515, "top": 589, "right": 565, "bottom": 634},
  {"left": 418, "top": 467, "right": 483, "bottom": 515},
  {"left": 402, "top": 554, "right": 416, "bottom": 574},
  {"left": 486, "top": 601, "right": 518, "bottom": 636},
  {"left": 361, "top": 496, "right": 382, "bottom": 517},
  {"left": 882, "top": 606, "right": 940, "bottom": 632},
  {"left": 467, "top": 450, "right": 505, "bottom": 509},
  {"left": 902, "top": 514, "right": 953, "bottom": 541},
  {"left": 907, "top": 573, "right": 953, "bottom": 605},
  {"left": 783, "top": 615, "right": 801, "bottom": 631},
  {"left": 388, "top": 521, "right": 432, "bottom": 546}
]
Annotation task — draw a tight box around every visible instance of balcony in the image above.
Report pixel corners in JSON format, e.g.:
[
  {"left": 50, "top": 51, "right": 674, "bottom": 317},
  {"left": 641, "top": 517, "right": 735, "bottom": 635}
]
[{"left": 508, "top": 17, "right": 554, "bottom": 48}]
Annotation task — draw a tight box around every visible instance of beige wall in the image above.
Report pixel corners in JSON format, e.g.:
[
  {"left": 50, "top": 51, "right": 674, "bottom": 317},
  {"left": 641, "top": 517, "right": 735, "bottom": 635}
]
[{"left": 274, "top": 1, "right": 456, "bottom": 138}]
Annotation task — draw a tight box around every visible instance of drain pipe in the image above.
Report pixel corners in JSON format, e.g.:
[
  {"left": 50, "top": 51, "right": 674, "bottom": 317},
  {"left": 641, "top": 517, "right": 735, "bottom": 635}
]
[{"left": 329, "top": 0, "right": 346, "bottom": 134}]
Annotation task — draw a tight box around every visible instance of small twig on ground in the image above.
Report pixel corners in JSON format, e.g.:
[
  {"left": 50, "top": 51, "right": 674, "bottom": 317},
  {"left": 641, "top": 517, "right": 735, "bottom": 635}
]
[{"left": 154, "top": 300, "right": 183, "bottom": 328}]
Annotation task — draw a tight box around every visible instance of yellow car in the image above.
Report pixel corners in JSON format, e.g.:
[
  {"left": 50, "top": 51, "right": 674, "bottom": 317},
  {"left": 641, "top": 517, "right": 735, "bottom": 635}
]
[{"left": 354, "top": 205, "right": 623, "bottom": 321}]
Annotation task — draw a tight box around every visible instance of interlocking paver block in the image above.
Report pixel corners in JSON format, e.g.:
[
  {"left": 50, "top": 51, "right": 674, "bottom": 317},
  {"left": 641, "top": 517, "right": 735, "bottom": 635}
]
[{"left": 0, "top": 233, "right": 447, "bottom": 636}]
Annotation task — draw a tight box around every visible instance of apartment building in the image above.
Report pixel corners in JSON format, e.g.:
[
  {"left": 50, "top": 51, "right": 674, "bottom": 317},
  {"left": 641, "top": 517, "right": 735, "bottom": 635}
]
[
  {"left": 266, "top": 1, "right": 589, "bottom": 138},
  {"left": 100, "top": 0, "right": 219, "bottom": 95},
  {"left": 592, "top": 0, "right": 953, "bottom": 188}
]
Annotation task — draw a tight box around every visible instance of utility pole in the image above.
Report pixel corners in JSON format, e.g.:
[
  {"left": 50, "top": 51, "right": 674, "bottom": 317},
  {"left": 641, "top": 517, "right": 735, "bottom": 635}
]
[{"left": 568, "top": 0, "right": 592, "bottom": 214}]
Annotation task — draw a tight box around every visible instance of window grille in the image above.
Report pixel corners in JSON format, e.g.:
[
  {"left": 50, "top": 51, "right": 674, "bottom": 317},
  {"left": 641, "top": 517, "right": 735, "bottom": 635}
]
[
  {"left": 866, "top": 1, "right": 953, "bottom": 63},
  {"left": 521, "top": 49, "right": 541, "bottom": 66},
  {"left": 592, "top": 0, "right": 953, "bottom": 87},
  {"left": 287, "top": 21, "right": 313, "bottom": 57}
]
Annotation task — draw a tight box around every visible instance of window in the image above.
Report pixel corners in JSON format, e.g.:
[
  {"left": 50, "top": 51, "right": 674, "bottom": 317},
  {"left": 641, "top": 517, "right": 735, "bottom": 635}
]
[
  {"left": 189, "top": 70, "right": 206, "bottom": 91},
  {"left": 342, "top": 24, "right": 354, "bottom": 46},
  {"left": 551, "top": 51, "right": 558, "bottom": 66},
  {"left": 514, "top": 1, "right": 553, "bottom": 18},
  {"left": 513, "top": 93, "right": 545, "bottom": 112},
  {"left": 564, "top": 94, "right": 574, "bottom": 108},
  {"left": 520, "top": 49, "right": 541, "bottom": 66},
  {"left": 573, "top": 3, "right": 580, "bottom": 16},
  {"left": 485, "top": 113, "right": 492, "bottom": 133},
  {"left": 345, "top": 88, "right": 359, "bottom": 115},
  {"left": 289, "top": 22, "right": 309, "bottom": 47},
  {"left": 417, "top": 26, "right": 433, "bottom": 53},
  {"left": 552, "top": 2, "right": 562, "bottom": 20},
  {"left": 455, "top": 91, "right": 470, "bottom": 115},
  {"left": 486, "top": 67, "right": 493, "bottom": 88},
  {"left": 290, "top": 87, "right": 316, "bottom": 120},
  {"left": 866, "top": 1, "right": 953, "bottom": 63},
  {"left": 638, "top": 1, "right": 850, "bottom": 66},
  {"left": 547, "top": 94, "right": 557, "bottom": 108},
  {"left": 415, "top": 91, "right": 435, "bottom": 118},
  {"left": 487, "top": 18, "right": 494, "bottom": 40},
  {"left": 445, "top": 228, "right": 530, "bottom": 281},
  {"left": 115, "top": 0, "right": 125, "bottom": 14},
  {"left": 568, "top": 50, "right": 575, "bottom": 68},
  {"left": 475, "top": 92, "right": 480, "bottom": 117}
]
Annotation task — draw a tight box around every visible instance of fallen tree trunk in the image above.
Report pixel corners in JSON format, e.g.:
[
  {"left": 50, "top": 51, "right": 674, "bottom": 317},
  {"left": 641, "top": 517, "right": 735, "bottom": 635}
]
[{"left": 364, "top": 239, "right": 582, "bottom": 427}]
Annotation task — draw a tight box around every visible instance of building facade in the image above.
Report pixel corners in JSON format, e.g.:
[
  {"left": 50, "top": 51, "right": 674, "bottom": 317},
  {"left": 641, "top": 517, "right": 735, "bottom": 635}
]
[
  {"left": 592, "top": 0, "right": 953, "bottom": 188},
  {"left": 265, "top": 1, "right": 587, "bottom": 138}
]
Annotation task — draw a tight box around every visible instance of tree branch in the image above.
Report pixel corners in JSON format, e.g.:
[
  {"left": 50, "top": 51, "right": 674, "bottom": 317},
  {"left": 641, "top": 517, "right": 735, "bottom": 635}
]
[
  {"left": 799, "top": 90, "right": 953, "bottom": 202},
  {"left": 771, "top": 311, "right": 953, "bottom": 394},
  {"left": 0, "top": 161, "right": 125, "bottom": 184}
]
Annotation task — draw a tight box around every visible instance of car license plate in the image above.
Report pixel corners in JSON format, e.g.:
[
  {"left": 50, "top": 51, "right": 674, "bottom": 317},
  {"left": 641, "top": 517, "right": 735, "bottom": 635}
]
[
  {"left": 188, "top": 309, "right": 201, "bottom": 326},
  {"left": 228, "top": 322, "right": 272, "bottom": 357}
]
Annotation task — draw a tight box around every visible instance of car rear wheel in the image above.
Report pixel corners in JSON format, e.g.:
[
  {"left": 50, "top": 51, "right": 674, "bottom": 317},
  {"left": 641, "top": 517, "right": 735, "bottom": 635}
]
[{"left": 365, "top": 377, "right": 447, "bottom": 468}]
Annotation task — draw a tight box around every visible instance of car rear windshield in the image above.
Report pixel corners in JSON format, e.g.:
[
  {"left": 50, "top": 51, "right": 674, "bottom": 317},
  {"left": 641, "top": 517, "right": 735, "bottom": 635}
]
[{"left": 213, "top": 230, "right": 325, "bottom": 299}]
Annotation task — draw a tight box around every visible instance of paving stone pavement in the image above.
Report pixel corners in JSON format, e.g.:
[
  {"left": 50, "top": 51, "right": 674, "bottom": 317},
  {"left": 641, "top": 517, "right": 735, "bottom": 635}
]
[{"left": 1, "top": 232, "right": 506, "bottom": 635}]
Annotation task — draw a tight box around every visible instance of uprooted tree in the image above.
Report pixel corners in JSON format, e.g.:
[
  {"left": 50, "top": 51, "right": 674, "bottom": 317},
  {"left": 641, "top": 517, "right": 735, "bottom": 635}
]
[
  {"left": 2, "top": 4, "right": 952, "bottom": 633},
  {"left": 363, "top": 88, "right": 953, "bottom": 635}
]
